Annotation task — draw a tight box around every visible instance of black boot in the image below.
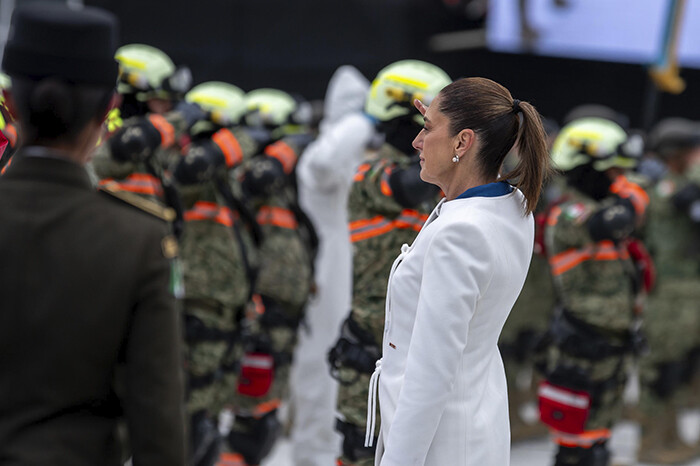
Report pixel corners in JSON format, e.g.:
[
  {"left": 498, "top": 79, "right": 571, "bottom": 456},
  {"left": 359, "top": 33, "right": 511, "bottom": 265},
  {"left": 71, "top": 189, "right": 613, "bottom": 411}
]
[{"left": 554, "top": 442, "right": 610, "bottom": 466}]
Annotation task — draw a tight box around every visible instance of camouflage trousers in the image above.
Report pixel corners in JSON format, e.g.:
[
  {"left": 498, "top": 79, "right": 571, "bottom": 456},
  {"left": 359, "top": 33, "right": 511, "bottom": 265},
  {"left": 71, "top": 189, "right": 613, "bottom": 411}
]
[
  {"left": 639, "top": 291, "right": 699, "bottom": 414},
  {"left": 331, "top": 302, "right": 384, "bottom": 465},
  {"left": 184, "top": 301, "right": 240, "bottom": 416},
  {"left": 334, "top": 366, "right": 379, "bottom": 466}
]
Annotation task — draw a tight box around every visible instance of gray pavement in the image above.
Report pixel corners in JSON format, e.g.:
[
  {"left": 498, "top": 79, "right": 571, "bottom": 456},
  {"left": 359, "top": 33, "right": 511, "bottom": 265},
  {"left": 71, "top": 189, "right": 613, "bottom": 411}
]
[{"left": 263, "top": 410, "right": 700, "bottom": 466}]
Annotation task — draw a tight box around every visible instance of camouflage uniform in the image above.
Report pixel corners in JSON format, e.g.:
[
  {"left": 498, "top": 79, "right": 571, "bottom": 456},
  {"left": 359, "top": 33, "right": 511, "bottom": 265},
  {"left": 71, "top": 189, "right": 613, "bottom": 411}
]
[
  {"left": 179, "top": 182, "right": 254, "bottom": 415},
  {"left": 220, "top": 137, "right": 315, "bottom": 466},
  {"left": 637, "top": 166, "right": 700, "bottom": 462},
  {"left": 178, "top": 126, "right": 259, "bottom": 417},
  {"left": 540, "top": 182, "right": 646, "bottom": 455},
  {"left": 332, "top": 144, "right": 434, "bottom": 466},
  {"left": 231, "top": 140, "right": 315, "bottom": 416}
]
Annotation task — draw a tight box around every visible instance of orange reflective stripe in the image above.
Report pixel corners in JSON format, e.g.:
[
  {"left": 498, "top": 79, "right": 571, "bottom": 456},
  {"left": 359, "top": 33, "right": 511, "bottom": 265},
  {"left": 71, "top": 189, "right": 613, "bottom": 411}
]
[
  {"left": 396, "top": 209, "right": 429, "bottom": 231},
  {"left": 353, "top": 163, "right": 371, "bottom": 182},
  {"left": 147, "top": 114, "right": 175, "bottom": 148},
  {"left": 256, "top": 206, "right": 298, "bottom": 229},
  {"left": 264, "top": 141, "right": 297, "bottom": 174},
  {"left": 349, "top": 209, "right": 428, "bottom": 242},
  {"left": 549, "top": 240, "right": 628, "bottom": 276},
  {"left": 1, "top": 155, "right": 12, "bottom": 175},
  {"left": 252, "top": 294, "right": 265, "bottom": 315},
  {"left": 547, "top": 205, "right": 562, "bottom": 227},
  {"left": 350, "top": 220, "right": 395, "bottom": 242},
  {"left": 610, "top": 175, "right": 649, "bottom": 217},
  {"left": 349, "top": 215, "right": 386, "bottom": 230},
  {"left": 552, "top": 428, "right": 612, "bottom": 448},
  {"left": 99, "top": 173, "right": 163, "bottom": 196},
  {"left": 212, "top": 128, "right": 244, "bottom": 168},
  {"left": 3, "top": 124, "right": 17, "bottom": 147},
  {"left": 217, "top": 452, "right": 246, "bottom": 466},
  {"left": 380, "top": 167, "right": 393, "bottom": 197},
  {"left": 184, "top": 201, "right": 235, "bottom": 226},
  {"left": 252, "top": 398, "right": 281, "bottom": 416}
]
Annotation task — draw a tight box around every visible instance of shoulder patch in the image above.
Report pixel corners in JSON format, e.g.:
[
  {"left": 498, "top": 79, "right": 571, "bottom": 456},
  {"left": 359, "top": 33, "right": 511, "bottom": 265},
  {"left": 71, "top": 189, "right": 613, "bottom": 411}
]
[
  {"left": 99, "top": 181, "right": 176, "bottom": 222},
  {"left": 563, "top": 202, "right": 590, "bottom": 224}
]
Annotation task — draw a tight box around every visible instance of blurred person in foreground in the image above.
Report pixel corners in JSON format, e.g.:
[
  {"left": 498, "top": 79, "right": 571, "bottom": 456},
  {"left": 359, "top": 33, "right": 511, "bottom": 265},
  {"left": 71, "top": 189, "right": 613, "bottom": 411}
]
[
  {"left": 0, "top": 3, "right": 185, "bottom": 465},
  {"left": 637, "top": 118, "right": 700, "bottom": 464},
  {"left": 289, "top": 65, "right": 375, "bottom": 465}
]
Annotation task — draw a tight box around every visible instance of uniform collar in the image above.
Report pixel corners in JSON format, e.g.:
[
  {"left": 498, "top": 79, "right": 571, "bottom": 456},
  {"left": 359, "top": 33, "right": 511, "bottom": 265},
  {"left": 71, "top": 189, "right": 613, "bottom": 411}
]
[
  {"left": 2, "top": 148, "right": 93, "bottom": 190},
  {"left": 456, "top": 181, "right": 513, "bottom": 200}
]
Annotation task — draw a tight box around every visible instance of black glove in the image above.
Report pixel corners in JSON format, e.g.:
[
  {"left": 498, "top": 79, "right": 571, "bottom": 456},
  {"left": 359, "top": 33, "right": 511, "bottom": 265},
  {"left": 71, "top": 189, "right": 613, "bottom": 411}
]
[
  {"left": 174, "top": 140, "right": 227, "bottom": 185},
  {"left": 587, "top": 197, "right": 636, "bottom": 243},
  {"left": 109, "top": 117, "right": 162, "bottom": 162},
  {"left": 241, "top": 156, "right": 286, "bottom": 198}
]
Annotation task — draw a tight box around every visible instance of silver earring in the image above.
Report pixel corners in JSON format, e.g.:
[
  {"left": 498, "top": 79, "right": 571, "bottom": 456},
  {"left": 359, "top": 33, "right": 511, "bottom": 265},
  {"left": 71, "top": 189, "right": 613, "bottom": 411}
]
[{"left": 452, "top": 154, "right": 460, "bottom": 163}]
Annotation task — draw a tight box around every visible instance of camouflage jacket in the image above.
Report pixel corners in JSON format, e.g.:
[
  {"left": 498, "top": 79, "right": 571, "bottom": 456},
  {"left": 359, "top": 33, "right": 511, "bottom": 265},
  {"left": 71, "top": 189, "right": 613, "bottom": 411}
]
[
  {"left": 544, "top": 186, "right": 640, "bottom": 336},
  {"left": 348, "top": 144, "right": 436, "bottom": 345},
  {"left": 178, "top": 181, "right": 255, "bottom": 312},
  {"left": 252, "top": 189, "right": 314, "bottom": 319}
]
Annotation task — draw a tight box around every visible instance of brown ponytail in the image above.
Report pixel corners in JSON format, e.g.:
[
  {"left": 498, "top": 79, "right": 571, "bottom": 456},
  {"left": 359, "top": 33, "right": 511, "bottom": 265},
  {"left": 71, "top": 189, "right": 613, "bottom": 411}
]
[
  {"left": 502, "top": 100, "right": 552, "bottom": 214},
  {"left": 437, "top": 77, "right": 552, "bottom": 214}
]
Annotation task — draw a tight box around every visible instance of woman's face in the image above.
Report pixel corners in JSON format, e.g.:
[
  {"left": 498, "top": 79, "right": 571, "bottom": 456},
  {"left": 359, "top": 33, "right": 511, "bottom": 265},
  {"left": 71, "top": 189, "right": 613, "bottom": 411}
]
[{"left": 412, "top": 96, "right": 457, "bottom": 186}]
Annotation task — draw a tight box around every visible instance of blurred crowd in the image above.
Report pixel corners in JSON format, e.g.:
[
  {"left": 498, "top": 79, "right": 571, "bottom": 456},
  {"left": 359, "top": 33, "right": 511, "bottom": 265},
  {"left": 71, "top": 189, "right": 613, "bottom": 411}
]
[{"left": 1, "top": 41, "right": 698, "bottom": 466}]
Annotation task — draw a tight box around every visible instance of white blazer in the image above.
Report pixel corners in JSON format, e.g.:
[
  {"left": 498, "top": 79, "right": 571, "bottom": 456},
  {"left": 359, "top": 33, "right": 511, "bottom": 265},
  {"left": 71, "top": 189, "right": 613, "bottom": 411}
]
[{"left": 375, "top": 188, "right": 534, "bottom": 466}]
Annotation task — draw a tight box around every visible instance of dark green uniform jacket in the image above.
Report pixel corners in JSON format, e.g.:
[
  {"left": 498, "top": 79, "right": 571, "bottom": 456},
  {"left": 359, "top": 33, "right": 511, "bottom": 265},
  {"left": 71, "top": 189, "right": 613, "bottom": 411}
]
[{"left": 0, "top": 150, "right": 185, "bottom": 466}]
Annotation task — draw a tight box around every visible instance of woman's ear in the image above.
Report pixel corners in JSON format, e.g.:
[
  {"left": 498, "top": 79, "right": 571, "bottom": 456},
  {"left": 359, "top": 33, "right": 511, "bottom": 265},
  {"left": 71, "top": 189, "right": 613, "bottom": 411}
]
[{"left": 454, "top": 128, "right": 475, "bottom": 157}]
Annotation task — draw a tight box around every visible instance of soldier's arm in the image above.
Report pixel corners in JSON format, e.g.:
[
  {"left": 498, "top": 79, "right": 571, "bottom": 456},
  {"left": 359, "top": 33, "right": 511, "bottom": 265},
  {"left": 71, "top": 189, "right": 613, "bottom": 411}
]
[
  {"left": 123, "top": 221, "right": 186, "bottom": 466},
  {"left": 353, "top": 158, "right": 431, "bottom": 217}
]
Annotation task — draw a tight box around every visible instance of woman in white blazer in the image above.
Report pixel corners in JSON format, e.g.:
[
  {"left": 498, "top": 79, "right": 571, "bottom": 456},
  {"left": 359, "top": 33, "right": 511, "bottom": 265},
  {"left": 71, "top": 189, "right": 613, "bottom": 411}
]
[{"left": 367, "top": 77, "right": 551, "bottom": 465}]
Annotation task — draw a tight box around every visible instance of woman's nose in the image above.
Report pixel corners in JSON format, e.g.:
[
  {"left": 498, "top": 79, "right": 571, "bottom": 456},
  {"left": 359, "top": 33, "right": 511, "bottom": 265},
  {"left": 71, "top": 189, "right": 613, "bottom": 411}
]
[{"left": 412, "top": 134, "right": 422, "bottom": 151}]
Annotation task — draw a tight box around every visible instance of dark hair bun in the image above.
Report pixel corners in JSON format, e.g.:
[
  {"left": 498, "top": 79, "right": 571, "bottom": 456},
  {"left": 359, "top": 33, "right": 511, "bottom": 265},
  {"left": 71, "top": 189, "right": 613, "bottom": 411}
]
[{"left": 29, "top": 78, "right": 75, "bottom": 139}]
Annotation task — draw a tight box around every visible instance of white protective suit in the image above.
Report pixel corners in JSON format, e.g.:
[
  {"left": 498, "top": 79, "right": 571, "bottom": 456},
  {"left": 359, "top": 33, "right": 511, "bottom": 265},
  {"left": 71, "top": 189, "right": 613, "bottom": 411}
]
[
  {"left": 374, "top": 188, "right": 534, "bottom": 466},
  {"left": 289, "top": 65, "right": 374, "bottom": 465}
]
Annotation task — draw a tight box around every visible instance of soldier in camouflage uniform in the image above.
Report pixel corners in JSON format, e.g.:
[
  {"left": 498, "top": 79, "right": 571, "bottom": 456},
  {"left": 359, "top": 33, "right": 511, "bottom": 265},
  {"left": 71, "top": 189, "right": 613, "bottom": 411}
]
[
  {"left": 173, "top": 81, "right": 261, "bottom": 466},
  {"left": 224, "top": 89, "right": 318, "bottom": 466},
  {"left": 637, "top": 118, "right": 700, "bottom": 464},
  {"left": 538, "top": 117, "right": 649, "bottom": 466},
  {"left": 91, "top": 44, "right": 201, "bottom": 237},
  {"left": 326, "top": 60, "right": 451, "bottom": 466}
]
